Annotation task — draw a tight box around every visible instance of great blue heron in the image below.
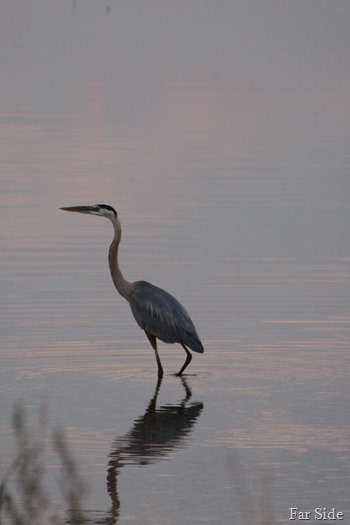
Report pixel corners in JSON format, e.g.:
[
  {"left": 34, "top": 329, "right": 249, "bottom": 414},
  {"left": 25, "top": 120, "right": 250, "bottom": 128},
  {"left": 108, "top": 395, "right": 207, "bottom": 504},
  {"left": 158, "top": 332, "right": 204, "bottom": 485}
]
[{"left": 60, "top": 204, "right": 204, "bottom": 377}]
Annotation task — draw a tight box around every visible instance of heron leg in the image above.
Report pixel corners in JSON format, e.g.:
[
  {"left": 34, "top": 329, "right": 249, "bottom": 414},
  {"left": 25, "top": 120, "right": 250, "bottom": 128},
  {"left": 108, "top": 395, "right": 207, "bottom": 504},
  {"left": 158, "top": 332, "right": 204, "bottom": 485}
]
[
  {"left": 176, "top": 344, "right": 192, "bottom": 376},
  {"left": 145, "top": 331, "right": 164, "bottom": 377}
]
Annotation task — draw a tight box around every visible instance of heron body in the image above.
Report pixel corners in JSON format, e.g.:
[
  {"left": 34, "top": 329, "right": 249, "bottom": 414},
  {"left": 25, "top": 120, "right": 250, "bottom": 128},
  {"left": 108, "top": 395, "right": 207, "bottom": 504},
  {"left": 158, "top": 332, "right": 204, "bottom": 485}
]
[{"left": 60, "top": 204, "right": 203, "bottom": 377}]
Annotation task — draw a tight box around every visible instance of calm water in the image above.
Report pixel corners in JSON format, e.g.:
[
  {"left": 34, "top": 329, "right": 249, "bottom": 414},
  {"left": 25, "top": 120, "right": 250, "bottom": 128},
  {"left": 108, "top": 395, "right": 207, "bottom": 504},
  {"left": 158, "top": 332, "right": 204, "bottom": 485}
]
[{"left": 1, "top": 2, "right": 350, "bottom": 523}]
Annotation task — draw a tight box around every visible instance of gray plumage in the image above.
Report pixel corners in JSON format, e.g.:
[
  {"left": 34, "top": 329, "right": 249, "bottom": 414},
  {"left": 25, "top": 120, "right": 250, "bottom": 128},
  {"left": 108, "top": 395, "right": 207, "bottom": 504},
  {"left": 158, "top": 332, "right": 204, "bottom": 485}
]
[
  {"left": 60, "top": 204, "right": 203, "bottom": 377},
  {"left": 130, "top": 280, "right": 203, "bottom": 352}
]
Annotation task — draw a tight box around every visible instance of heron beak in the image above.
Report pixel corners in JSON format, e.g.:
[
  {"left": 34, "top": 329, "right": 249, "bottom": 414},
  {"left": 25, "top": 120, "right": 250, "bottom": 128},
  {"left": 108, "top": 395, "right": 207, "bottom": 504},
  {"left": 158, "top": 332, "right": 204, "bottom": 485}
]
[{"left": 60, "top": 206, "right": 98, "bottom": 215}]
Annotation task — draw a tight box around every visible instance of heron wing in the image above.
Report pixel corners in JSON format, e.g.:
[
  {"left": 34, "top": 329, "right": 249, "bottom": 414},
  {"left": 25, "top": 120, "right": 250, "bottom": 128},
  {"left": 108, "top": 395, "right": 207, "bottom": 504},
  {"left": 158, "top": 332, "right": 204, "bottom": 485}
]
[{"left": 129, "top": 281, "right": 203, "bottom": 353}]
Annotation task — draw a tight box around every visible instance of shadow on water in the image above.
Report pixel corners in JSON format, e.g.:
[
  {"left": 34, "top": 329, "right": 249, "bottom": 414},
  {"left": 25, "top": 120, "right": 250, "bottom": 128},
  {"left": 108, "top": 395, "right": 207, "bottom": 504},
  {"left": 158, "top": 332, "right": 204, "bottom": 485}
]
[{"left": 71, "top": 377, "right": 204, "bottom": 524}]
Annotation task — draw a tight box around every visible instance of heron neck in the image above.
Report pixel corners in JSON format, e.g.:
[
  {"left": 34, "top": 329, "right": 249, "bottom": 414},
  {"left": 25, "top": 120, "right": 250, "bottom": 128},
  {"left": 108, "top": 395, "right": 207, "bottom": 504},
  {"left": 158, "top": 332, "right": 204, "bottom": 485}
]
[{"left": 109, "top": 222, "right": 131, "bottom": 300}]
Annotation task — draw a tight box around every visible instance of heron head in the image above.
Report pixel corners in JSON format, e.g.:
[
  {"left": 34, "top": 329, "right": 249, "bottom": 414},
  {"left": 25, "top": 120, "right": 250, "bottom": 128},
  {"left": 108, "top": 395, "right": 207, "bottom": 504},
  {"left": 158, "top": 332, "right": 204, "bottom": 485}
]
[{"left": 60, "top": 204, "right": 117, "bottom": 221}]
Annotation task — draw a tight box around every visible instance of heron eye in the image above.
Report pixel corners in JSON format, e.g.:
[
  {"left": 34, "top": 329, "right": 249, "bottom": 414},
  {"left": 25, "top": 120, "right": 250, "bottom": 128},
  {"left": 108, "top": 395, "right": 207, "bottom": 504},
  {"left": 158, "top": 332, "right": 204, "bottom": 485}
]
[{"left": 95, "top": 204, "right": 117, "bottom": 218}]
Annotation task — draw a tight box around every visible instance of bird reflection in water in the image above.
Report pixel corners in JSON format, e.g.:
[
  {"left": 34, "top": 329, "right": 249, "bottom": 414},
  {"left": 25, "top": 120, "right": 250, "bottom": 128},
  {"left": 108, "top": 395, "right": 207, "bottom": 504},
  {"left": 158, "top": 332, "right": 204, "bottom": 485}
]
[
  {"left": 105, "top": 377, "right": 203, "bottom": 523},
  {"left": 66, "top": 379, "right": 202, "bottom": 524}
]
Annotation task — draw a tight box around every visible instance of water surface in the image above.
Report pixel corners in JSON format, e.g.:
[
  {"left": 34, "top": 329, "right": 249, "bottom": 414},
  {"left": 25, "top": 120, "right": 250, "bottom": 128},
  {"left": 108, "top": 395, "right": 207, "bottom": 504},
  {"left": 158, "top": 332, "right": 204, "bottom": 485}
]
[{"left": 1, "top": 2, "right": 350, "bottom": 523}]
